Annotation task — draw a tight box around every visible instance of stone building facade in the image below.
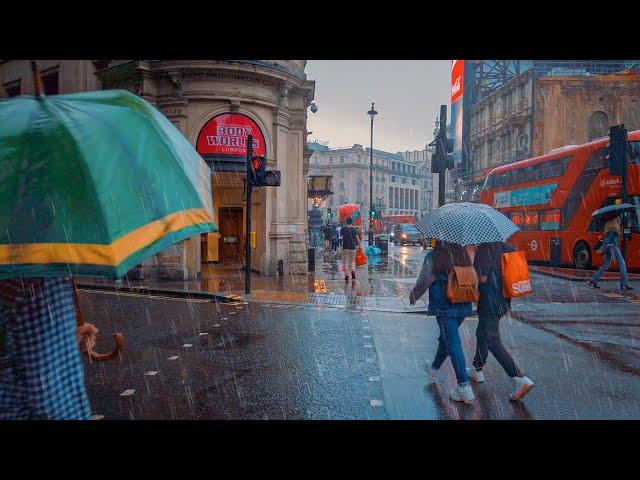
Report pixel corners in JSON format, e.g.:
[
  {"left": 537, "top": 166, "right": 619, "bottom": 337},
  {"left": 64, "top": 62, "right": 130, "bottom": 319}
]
[
  {"left": 466, "top": 69, "right": 640, "bottom": 195},
  {"left": 308, "top": 143, "right": 435, "bottom": 221},
  {"left": 0, "top": 60, "right": 316, "bottom": 278}
]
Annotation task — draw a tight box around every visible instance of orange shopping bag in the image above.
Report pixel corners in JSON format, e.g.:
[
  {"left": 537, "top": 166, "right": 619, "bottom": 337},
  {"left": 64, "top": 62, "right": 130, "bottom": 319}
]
[
  {"left": 355, "top": 246, "right": 367, "bottom": 266},
  {"left": 501, "top": 250, "right": 533, "bottom": 298}
]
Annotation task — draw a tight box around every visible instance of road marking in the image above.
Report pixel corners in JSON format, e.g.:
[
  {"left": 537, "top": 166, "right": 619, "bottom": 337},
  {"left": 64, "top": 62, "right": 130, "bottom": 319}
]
[
  {"left": 167, "top": 356, "right": 179, "bottom": 361},
  {"left": 364, "top": 344, "right": 373, "bottom": 348},
  {"left": 145, "top": 371, "right": 159, "bottom": 376},
  {"left": 363, "top": 335, "right": 371, "bottom": 339},
  {"left": 370, "top": 399, "right": 384, "bottom": 408},
  {"left": 120, "top": 389, "right": 135, "bottom": 396},
  {"left": 365, "top": 358, "right": 376, "bottom": 363},
  {"left": 90, "top": 414, "right": 105, "bottom": 420},
  {"left": 368, "top": 376, "right": 381, "bottom": 382},
  {"left": 214, "top": 324, "right": 220, "bottom": 328},
  {"left": 198, "top": 332, "right": 209, "bottom": 336}
]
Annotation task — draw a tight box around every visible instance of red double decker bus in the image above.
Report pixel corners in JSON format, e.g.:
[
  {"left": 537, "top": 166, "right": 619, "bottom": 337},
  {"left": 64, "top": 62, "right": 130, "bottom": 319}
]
[{"left": 480, "top": 131, "right": 640, "bottom": 271}]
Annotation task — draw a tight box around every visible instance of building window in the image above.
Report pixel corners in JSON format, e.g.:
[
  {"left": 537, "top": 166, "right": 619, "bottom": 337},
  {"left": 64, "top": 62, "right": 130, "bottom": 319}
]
[
  {"left": 340, "top": 156, "right": 345, "bottom": 163},
  {"left": 329, "top": 157, "right": 334, "bottom": 164},
  {"left": 41, "top": 69, "right": 59, "bottom": 95},
  {"left": 4, "top": 80, "right": 21, "bottom": 97},
  {"left": 588, "top": 111, "right": 609, "bottom": 140}
]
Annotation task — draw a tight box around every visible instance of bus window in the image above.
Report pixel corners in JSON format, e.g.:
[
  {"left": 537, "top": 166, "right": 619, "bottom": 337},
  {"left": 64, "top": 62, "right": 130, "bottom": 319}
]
[
  {"left": 539, "top": 156, "right": 571, "bottom": 180},
  {"left": 540, "top": 209, "right": 561, "bottom": 231},
  {"left": 524, "top": 166, "right": 538, "bottom": 183},
  {"left": 511, "top": 168, "right": 526, "bottom": 184},
  {"left": 524, "top": 211, "right": 539, "bottom": 231},
  {"left": 483, "top": 174, "right": 494, "bottom": 189},
  {"left": 496, "top": 171, "right": 511, "bottom": 187},
  {"left": 585, "top": 148, "right": 606, "bottom": 171},
  {"left": 511, "top": 212, "right": 524, "bottom": 226}
]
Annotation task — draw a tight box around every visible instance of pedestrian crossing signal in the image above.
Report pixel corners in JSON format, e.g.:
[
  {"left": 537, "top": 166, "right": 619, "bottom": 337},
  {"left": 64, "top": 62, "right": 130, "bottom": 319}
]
[{"left": 249, "top": 155, "right": 266, "bottom": 186}]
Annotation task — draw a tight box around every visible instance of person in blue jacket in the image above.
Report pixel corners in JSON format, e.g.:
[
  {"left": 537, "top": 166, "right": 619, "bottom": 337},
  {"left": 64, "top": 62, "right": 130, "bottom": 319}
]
[{"left": 410, "top": 240, "right": 477, "bottom": 404}]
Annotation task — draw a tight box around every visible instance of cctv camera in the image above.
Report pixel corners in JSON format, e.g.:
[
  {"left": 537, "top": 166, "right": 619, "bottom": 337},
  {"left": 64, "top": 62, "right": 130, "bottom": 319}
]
[{"left": 310, "top": 103, "right": 318, "bottom": 113}]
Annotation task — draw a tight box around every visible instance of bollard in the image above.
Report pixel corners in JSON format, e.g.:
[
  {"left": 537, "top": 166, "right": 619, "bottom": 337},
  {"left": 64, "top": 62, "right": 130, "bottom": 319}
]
[{"left": 308, "top": 247, "right": 316, "bottom": 272}]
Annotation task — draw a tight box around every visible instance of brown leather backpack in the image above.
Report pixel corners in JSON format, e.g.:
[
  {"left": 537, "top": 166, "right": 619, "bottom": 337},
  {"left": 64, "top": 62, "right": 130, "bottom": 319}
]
[{"left": 446, "top": 266, "right": 480, "bottom": 304}]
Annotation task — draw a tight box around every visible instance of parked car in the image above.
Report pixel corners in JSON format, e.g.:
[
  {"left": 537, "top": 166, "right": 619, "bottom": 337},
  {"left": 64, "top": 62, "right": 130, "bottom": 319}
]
[{"left": 393, "top": 223, "right": 423, "bottom": 246}]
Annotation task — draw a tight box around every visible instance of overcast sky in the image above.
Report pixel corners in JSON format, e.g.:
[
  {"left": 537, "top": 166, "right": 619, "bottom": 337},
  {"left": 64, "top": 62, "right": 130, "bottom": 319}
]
[{"left": 305, "top": 60, "right": 451, "bottom": 153}]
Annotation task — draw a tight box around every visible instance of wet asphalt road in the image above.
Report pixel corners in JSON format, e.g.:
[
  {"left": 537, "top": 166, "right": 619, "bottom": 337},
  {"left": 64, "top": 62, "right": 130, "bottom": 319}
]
[{"left": 78, "top": 244, "right": 640, "bottom": 420}]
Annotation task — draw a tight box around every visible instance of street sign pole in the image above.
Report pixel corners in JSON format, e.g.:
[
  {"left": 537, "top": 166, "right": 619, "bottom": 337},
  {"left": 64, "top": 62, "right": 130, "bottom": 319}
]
[{"left": 245, "top": 135, "right": 254, "bottom": 295}]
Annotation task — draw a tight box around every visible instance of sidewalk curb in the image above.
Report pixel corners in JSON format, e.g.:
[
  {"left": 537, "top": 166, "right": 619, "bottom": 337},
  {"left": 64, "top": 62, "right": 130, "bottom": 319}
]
[
  {"left": 530, "top": 266, "right": 640, "bottom": 282},
  {"left": 75, "top": 282, "right": 239, "bottom": 303}
]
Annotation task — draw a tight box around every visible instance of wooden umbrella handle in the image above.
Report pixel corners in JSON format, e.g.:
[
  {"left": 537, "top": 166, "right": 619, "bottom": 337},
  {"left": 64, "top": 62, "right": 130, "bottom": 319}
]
[{"left": 72, "top": 279, "right": 124, "bottom": 362}]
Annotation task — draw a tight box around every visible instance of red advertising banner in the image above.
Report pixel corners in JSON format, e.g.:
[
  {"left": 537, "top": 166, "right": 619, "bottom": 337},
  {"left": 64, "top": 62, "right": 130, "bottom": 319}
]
[
  {"left": 451, "top": 60, "right": 464, "bottom": 104},
  {"left": 196, "top": 113, "right": 266, "bottom": 157}
]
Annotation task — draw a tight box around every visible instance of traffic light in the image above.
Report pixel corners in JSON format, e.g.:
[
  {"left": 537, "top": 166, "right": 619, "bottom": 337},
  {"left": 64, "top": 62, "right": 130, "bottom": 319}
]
[
  {"left": 430, "top": 112, "right": 455, "bottom": 174},
  {"left": 248, "top": 154, "right": 266, "bottom": 186},
  {"left": 370, "top": 206, "right": 377, "bottom": 219},
  {"left": 327, "top": 208, "right": 333, "bottom": 220},
  {"left": 608, "top": 124, "right": 629, "bottom": 177}
]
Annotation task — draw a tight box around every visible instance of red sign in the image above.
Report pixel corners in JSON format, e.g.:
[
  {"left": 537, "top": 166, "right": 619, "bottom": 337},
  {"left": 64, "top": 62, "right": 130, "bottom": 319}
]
[
  {"left": 196, "top": 113, "right": 266, "bottom": 157},
  {"left": 451, "top": 60, "right": 464, "bottom": 104}
]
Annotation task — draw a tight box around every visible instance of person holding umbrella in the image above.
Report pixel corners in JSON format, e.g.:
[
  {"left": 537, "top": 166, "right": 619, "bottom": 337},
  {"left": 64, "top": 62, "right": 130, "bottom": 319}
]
[
  {"left": 0, "top": 63, "right": 217, "bottom": 419},
  {"left": 411, "top": 202, "right": 520, "bottom": 404},
  {"left": 410, "top": 240, "right": 478, "bottom": 403},
  {"left": 590, "top": 209, "right": 632, "bottom": 291}
]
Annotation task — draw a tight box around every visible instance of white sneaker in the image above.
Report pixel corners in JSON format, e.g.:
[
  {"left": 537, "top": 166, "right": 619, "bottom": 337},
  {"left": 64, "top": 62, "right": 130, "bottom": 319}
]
[
  {"left": 449, "top": 384, "right": 475, "bottom": 404},
  {"left": 510, "top": 376, "right": 535, "bottom": 401},
  {"left": 467, "top": 366, "right": 485, "bottom": 383}
]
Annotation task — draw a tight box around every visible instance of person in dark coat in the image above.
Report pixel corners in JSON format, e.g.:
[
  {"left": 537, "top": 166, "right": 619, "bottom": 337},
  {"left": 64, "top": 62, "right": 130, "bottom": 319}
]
[{"left": 467, "top": 241, "right": 534, "bottom": 401}]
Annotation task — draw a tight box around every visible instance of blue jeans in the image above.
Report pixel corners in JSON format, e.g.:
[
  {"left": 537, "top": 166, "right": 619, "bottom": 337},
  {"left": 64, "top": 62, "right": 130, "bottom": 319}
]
[
  {"left": 592, "top": 243, "right": 629, "bottom": 287},
  {"left": 432, "top": 315, "right": 470, "bottom": 386}
]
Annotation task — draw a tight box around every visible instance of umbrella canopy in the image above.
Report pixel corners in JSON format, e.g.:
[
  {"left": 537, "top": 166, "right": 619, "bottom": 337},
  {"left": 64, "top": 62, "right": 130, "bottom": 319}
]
[
  {"left": 415, "top": 202, "right": 518, "bottom": 246},
  {"left": 591, "top": 203, "right": 635, "bottom": 217},
  {"left": 0, "top": 89, "right": 216, "bottom": 279}
]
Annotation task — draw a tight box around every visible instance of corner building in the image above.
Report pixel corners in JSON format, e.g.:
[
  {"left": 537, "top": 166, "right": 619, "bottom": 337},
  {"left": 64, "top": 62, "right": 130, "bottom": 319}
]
[{"left": 1, "top": 60, "right": 316, "bottom": 279}]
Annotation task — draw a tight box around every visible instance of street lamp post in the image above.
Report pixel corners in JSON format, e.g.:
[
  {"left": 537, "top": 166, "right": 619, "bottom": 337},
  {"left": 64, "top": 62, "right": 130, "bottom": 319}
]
[{"left": 367, "top": 102, "right": 378, "bottom": 245}]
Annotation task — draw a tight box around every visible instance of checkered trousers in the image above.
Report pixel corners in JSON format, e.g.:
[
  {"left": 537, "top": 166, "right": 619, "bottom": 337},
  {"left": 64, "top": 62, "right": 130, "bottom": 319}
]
[{"left": 0, "top": 276, "right": 91, "bottom": 420}]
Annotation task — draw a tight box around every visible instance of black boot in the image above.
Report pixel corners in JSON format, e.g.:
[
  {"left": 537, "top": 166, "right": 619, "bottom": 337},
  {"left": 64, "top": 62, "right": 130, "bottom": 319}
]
[
  {"left": 351, "top": 271, "right": 356, "bottom": 280},
  {"left": 589, "top": 280, "right": 600, "bottom": 289}
]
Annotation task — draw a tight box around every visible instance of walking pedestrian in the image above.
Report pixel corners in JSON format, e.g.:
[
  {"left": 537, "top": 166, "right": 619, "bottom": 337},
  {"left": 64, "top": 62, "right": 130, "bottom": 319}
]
[
  {"left": 322, "top": 224, "right": 333, "bottom": 252},
  {"left": 0, "top": 276, "right": 98, "bottom": 420},
  {"left": 409, "top": 241, "right": 478, "bottom": 404},
  {"left": 341, "top": 217, "right": 362, "bottom": 281},
  {"left": 333, "top": 224, "right": 342, "bottom": 253},
  {"left": 466, "top": 242, "right": 535, "bottom": 401},
  {"left": 590, "top": 212, "right": 632, "bottom": 291}
]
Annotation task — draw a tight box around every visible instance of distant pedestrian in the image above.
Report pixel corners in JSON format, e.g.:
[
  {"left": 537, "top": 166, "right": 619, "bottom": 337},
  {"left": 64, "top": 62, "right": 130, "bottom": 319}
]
[
  {"left": 333, "top": 225, "right": 342, "bottom": 253},
  {"left": 466, "top": 242, "right": 535, "bottom": 401},
  {"left": 590, "top": 212, "right": 632, "bottom": 291},
  {"left": 341, "top": 217, "right": 362, "bottom": 281},
  {"left": 0, "top": 276, "right": 98, "bottom": 419},
  {"left": 323, "top": 225, "right": 333, "bottom": 251},
  {"left": 409, "top": 241, "right": 478, "bottom": 403}
]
